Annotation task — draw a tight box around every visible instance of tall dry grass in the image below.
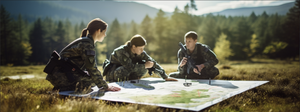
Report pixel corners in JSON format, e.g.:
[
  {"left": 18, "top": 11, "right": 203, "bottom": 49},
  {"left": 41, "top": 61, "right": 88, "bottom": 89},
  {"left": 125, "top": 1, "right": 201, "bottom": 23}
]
[{"left": 0, "top": 59, "right": 299, "bottom": 112}]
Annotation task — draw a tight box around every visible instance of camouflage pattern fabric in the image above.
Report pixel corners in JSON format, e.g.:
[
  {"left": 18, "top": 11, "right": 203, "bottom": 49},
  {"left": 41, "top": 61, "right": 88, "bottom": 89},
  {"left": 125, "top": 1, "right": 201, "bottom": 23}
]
[
  {"left": 169, "top": 42, "right": 219, "bottom": 79},
  {"left": 46, "top": 34, "right": 108, "bottom": 91},
  {"left": 105, "top": 43, "right": 168, "bottom": 82}
]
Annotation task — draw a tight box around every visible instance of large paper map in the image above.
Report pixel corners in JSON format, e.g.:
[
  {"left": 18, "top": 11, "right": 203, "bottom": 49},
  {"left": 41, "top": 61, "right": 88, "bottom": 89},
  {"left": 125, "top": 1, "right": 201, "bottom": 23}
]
[{"left": 59, "top": 78, "right": 268, "bottom": 111}]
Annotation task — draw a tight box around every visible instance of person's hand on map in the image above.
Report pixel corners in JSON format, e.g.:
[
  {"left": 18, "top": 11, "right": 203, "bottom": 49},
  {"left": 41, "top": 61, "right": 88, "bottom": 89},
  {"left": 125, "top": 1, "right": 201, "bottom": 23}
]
[
  {"left": 145, "top": 61, "right": 154, "bottom": 68},
  {"left": 179, "top": 57, "right": 187, "bottom": 68},
  {"left": 193, "top": 64, "right": 205, "bottom": 74},
  {"left": 106, "top": 85, "right": 121, "bottom": 91},
  {"left": 164, "top": 78, "right": 178, "bottom": 81}
]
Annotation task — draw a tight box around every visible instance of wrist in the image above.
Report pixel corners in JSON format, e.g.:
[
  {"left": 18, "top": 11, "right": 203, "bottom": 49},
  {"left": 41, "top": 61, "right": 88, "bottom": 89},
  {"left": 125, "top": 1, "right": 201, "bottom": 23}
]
[
  {"left": 200, "top": 64, "right": 205, "bottom": 68},
  {"left": 180, "top": 64, "right": 184, "bottom": 68}
]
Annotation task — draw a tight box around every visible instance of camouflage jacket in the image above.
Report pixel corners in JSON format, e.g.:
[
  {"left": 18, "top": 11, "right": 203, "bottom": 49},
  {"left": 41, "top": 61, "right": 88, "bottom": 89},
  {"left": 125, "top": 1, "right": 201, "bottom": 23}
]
[
  {"left": 109, "top": 43, "right": 168, "bottom": 79},
  {"left": 177, "top": 42, "right": 219, "bottom": 74},
  {"left": 59, "top": 34, "right": 108, "bottom": 90}
]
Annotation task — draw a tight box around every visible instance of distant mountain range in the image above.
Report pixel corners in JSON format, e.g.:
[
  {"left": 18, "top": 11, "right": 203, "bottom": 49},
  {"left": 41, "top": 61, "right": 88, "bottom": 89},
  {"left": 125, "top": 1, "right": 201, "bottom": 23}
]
[
  {"left": 208, "top": 2, "right": 295, "bottom": 16},
  {"left": 0, "top": 1, "right": 295, "bottom": 24},
  {"left": 0, "top": 1, "right": 167, "bottom": 24}
]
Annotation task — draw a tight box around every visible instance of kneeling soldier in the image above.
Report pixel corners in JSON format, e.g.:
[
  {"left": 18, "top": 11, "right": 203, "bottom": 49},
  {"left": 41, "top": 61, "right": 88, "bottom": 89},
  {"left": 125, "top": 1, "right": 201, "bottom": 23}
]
[
  {"left": 44, "top": 18, "right": 120, "bottom": 92},
  {"left": 103, "top": 35, "right": 177, "bottom": 82}
]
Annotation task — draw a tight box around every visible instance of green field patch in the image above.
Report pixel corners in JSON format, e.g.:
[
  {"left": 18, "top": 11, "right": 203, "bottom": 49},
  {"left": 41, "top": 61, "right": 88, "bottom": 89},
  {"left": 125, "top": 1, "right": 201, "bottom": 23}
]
[
  {"left": 131, "top": 89, "right": 210, "bottom": 105},
  {"left": 132, "top": 83, "right": 155, "bottom": 89}
]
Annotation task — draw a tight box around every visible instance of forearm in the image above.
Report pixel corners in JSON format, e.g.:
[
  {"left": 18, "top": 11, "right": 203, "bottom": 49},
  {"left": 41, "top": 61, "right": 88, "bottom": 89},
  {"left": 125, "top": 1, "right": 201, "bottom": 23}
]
[
  {"left": 152, "top": 64, "right": 168, "bottom": 79},
  {"left": 178, "top": 65, "right": 186, "bottom": 74},
  {"left": 143, "top": 52, "right": 168, "bottom": 79},
  {"left": 87, "top": 67, "right": 108, "bottom": 90},
  {"left": 177, "top": 54, "right": 186, "bottom": 74}
]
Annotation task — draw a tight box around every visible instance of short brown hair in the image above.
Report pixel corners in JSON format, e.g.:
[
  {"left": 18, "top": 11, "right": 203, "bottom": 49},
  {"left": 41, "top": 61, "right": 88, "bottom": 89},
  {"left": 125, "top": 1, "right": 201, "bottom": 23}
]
[
  {"left": 125, "top": 34, "right": 147, "bottom": 47},
  {"left": 184, "top": 31, "right": 198, "bottom": 40},
  {"left": 81, "top": 18, "right": 108, "bottom": 37}
]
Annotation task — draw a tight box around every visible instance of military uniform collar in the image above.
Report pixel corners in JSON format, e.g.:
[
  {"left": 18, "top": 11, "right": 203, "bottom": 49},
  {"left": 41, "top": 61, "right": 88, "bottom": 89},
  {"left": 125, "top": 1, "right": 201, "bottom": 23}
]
[
  {"left": 124, "top": 43, "right": 137, "bottom": 58},
  {"left": 87, "top": 34, "right": 95, "bottom": 43},
  {"left": 129, "top": 47, "right": 138, "bottom": 58}
]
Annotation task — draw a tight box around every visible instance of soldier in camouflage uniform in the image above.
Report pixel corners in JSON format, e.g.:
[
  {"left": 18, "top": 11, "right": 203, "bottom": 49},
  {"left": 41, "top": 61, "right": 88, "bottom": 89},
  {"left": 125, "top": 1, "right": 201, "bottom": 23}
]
[
  {"left": 45, "top": 18, "right": 120, "bottom": 92},
  {"left": 103, "top": 35, "right": 177, "bottom": 82},
  {"left": 169, "top": 31, "right": 219, "bottom": 79}
]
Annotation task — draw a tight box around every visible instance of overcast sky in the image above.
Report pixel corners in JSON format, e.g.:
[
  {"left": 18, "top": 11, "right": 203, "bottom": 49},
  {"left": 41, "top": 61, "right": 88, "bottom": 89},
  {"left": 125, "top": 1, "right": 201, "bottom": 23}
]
[{"left": 135, "top": 0, "right": 294, "bottom": 15}]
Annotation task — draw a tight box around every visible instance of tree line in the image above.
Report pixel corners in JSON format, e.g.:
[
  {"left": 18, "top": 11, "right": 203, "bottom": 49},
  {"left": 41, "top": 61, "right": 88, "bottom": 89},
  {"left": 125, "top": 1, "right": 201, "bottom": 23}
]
[{"left": 0, "top": 1, "right": 299, "bottom": 65}]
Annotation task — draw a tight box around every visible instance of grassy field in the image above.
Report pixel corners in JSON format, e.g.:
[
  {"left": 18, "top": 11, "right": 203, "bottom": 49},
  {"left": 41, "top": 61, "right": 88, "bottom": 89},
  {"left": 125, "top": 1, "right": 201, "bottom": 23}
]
[{"left": 0, "top": 59, "right": 299, "bottom": 112}]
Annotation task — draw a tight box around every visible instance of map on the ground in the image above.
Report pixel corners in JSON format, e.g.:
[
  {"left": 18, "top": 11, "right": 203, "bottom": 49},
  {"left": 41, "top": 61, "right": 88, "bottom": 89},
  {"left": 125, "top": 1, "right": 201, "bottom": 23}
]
[{"left": 58, "top": 78, "right": 268, "bottom": 111}]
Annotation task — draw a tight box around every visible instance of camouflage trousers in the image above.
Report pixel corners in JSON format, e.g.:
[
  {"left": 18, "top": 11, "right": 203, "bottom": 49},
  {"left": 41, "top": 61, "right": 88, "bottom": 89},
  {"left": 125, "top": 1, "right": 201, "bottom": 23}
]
[
  {"left": 46, "top": 67, "right": 93, "bottom": 92},
  {"left": 105, "top": 65, "right": 148, "bottom": 82},
  {"left": 169, "top": 67, "right": 219, "bottom": 79}
]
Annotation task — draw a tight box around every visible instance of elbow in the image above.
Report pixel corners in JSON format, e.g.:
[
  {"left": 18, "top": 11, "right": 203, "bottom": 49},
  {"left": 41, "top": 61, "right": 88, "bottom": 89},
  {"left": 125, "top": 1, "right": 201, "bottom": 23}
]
[{"left": 215, "top": 59, "right": 219, "bottom": 65}]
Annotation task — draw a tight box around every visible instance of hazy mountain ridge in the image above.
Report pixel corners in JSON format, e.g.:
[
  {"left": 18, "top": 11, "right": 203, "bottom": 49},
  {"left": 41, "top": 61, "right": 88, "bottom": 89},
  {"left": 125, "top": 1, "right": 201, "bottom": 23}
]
[
  {"left": 0, "top": 1, "right": 164, "bottom": 24},
  {"left": 1, "top": 1, "right": 93, "bottom": 23},
  {"left": 210, "top": 2, "right": 295, "bottom": 16},
  {"left": 0, "top": 1, "right": 295, "bottom": 24}
]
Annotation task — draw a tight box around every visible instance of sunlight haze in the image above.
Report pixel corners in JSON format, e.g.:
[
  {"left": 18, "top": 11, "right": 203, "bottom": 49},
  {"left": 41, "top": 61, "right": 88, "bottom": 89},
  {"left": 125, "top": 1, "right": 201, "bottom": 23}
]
[{"left": 135, "top": 0, "right": 294, "bottom": 15}]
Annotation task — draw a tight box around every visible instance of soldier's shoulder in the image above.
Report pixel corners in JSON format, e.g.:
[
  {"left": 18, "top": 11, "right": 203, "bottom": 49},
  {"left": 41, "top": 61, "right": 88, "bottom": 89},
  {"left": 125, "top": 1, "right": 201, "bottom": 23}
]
[
  {"left": 62, "top": 37, "right": 92, "bottom": 51},
  {"left": 196, "top": 43, "right": 210, "bottom": 52},
  {"left": 114, "top": 45, "right": 130, "bottom": 56},
  {"left": 72, "top": 37, "right": 93, "bottom": 47},
  {"left": 80, "top": 37, "right": 94, "bottom": 44},
  {"left": 114, "top": 45, "right": 126, "bottom": 52}
]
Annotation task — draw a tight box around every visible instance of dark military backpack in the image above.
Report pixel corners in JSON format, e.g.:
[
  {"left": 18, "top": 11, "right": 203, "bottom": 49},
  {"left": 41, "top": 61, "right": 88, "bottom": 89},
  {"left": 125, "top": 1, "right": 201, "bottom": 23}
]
[{"left": 44, "top": 37, "right": 93, "bottom": 82}]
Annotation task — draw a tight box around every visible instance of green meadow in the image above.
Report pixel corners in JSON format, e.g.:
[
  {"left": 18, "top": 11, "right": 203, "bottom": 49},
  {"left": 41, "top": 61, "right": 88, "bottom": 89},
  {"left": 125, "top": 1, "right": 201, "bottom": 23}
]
[{"left": 0, "top": 59, "right": 299, "bottom": 112}]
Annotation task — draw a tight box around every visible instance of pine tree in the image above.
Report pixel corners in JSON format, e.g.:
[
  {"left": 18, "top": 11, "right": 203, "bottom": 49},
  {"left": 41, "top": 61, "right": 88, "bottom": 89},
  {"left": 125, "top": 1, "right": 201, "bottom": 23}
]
[
  {"left": 184, "top": 3, "right": 189, "bottom": 14},
  {"left": 79, "top": 21, "right": 86, "bottom": 33},
  {"left": 198, "top": 14, "right": 219, "bottom": 50},
  {"left": 127, "top": 20, "right": 138, "bottom": 41},
  {"left": 190, "top": 0, "right": 198, "bottom": 11},
  {"left": 106, "top": 18, "right": 124, "bottom": 58},
  {"left": 261, "top": 11, "right": 269, "bottom": 18},
  {"left": 74, "top": 24, "right": 79, "bottom": 38},
  {"left": 153, "top": 9, "right": 170, "bottom": 63},
  {"left": 15, "top": 14, "right": 32, "bottom": 65},
  {"left": 248, "top": 11, "right": 257, "bottom": 23},
  {"left": 279, "top": 0, "right": 300, "bottom": 59},
  {"left": 29, "top": 18, "right": 45, "bottom": 64},
  {"left": 53, "top": 21, "right": 67, "bottom": 52},
  {"left": 43, "top": 17, "right": 57, "bottom": 58},
  {"left": 252, "top": 15, "right": 269, "bottom": 56},
  {"left": 139, "top": 15, "right": 155, "bottom": 55},
  {"left": 64, "top": 18, "right": 75, "bottom": 43},
  {"left": 260, "top": 14, "right": 286, "bottom": 58},
  {"left": 230, "top": 18, "right": 252, "bottom": 60},
  {"left": 0, "top": 5, "right": 12, "bottom": 65},
  {"left": 168, "top": 6, "right": 191, "bottom": 63}
]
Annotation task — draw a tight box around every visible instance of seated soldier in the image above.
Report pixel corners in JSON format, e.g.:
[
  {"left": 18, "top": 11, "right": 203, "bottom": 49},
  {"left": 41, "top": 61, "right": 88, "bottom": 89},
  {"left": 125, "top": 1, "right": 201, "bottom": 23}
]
[
  {"left": 103, "top": 34, "right": 177, "bottom": 82},
  {"left": 169, "top": 31, "right": 219, "bottom": 79}
]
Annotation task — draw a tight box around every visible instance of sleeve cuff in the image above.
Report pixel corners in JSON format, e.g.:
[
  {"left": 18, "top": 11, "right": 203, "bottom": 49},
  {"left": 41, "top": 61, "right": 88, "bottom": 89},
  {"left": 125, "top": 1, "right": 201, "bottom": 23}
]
[
  {"left": 136, "top": 63, "right": 146, "bottom": 69},
  {"left": 97, "top": 81, "right": 108, "bottom": 90},
  {"left": 204, "top": 62, "right": 210, "bottom": 69},
  {"left": 161, "top": 73, "right": 168, "bottom": 79}
]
